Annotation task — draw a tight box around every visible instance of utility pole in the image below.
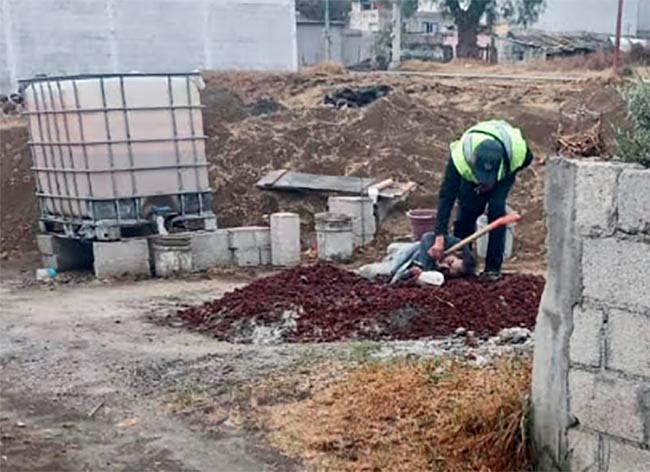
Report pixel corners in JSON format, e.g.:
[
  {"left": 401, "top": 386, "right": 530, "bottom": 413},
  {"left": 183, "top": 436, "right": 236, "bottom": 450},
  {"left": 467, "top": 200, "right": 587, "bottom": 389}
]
[
  {"left": 613, "top": 0, "right": 624, "bottom": 72},
  {"left": 324, "top": 0, "right": 332, "bottom": 61},
  {"left": 389, "top": 0, "right": 402, "bottom": 70}
]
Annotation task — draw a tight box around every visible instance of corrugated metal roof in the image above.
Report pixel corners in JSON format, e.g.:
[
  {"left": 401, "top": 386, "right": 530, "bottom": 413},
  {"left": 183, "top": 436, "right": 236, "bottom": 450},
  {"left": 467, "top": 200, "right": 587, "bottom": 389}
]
[{"left": 505, "top": 30, "right": 612, "bottom": 54}]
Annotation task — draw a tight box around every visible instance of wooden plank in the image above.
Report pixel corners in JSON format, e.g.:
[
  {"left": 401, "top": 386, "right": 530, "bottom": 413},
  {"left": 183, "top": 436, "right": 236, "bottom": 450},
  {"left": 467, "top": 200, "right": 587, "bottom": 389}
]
[{"left": 378, "top": 181, "right": 417, "bottom": 199}]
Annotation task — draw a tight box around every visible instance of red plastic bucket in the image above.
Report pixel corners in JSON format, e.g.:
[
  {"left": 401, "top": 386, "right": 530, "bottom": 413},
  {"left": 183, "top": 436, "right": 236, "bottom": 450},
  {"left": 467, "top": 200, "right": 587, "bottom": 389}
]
[{"left": 406, "top": 209, "right": 437, "bottom": 241}]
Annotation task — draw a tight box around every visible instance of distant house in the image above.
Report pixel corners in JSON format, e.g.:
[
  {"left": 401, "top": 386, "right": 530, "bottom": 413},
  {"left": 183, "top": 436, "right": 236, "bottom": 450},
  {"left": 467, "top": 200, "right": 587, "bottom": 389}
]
[
  {"left": 349, "top": 0, "right": 450, "bottom": 34},
  {"left": 296, "top": 15, "right": 374, "bottom": 67},
  {"left": 495, "top": 31, "right": 613, "bottom": 64},
  {"left": 349, "top": 0, "right": 392, "bottom": 32},
  {"left": 404, "top": 9, "right": 447, "bottom": 34}
]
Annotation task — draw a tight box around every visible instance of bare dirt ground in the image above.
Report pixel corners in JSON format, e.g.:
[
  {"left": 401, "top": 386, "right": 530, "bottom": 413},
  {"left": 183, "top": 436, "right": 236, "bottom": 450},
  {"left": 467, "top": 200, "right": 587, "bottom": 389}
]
[
  {"left": 0, "top": 276, "right": 332, "bottom": 471},
  {"left": 0, "top": 271, "right": 535, "bottom": 471}
]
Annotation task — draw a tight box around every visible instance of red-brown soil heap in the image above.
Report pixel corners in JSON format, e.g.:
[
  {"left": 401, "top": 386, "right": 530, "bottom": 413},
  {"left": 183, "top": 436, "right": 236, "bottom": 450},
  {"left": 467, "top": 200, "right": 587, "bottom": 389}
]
[{"left": 177, "top": 264, "right": 545, "bottom": 342}]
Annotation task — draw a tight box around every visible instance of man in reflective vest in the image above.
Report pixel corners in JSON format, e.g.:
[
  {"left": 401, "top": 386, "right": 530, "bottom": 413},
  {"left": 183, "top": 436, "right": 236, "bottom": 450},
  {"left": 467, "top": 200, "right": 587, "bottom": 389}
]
[{"left": 429, "top": 120, "right": 533, "bottom": 280}]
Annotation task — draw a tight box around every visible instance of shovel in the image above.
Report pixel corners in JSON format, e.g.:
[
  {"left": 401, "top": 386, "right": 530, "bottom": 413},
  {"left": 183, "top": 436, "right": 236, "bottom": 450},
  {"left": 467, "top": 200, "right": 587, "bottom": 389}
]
[{"left": 443, "top": 213, "right": 521, "bottom": 255}]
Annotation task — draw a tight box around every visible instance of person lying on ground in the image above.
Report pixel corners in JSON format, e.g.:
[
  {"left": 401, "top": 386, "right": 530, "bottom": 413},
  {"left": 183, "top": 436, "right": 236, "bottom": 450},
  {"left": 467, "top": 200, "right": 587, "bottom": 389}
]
[
  {"left": 357, "top": 231, "right": 476, "bottom": 284},
  {"left": 431, "top": 120, "right": 532, "bottom": 281}
]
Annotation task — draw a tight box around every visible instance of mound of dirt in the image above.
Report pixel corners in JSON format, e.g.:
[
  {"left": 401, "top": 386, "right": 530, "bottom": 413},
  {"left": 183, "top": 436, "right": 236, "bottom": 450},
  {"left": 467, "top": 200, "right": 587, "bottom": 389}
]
[
  {"left": 0, "top": 71, "right": 627, "bottom": 270},
  {"left": 0, "top": 120, "right": 38, "bottom": 258},
  {"left": 176, "top": 264, "right": 545, "bottom": 343},
  {"left": 201, "top": 72, "right": 626, "bottom": 269}
]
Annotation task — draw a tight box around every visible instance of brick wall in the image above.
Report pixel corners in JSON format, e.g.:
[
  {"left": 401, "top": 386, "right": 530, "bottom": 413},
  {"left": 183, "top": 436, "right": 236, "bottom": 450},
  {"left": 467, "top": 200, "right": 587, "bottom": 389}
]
[{"left": 532, "top": 158, "right": 650, "bottom": 471}]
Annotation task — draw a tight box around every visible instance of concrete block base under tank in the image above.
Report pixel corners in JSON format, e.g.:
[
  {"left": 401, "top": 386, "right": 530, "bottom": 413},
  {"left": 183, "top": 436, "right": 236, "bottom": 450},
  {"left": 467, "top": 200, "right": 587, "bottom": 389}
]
[
  {"left": 93, "top": 239, "right": 151, "bottom": 279},
  {"left": 37, "top": 234, "right": 93, "bottom": 271},
  {"left": 190, "top": 230, "right": 231, "bottom": 271},
  {"left": 38, "top": 216, "right": 299, "bottom": 278}
]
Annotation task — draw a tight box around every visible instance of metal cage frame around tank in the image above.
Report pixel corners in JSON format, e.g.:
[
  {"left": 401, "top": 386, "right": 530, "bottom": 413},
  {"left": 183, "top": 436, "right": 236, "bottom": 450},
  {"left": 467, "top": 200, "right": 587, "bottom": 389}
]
[{"left": 20, "top": 72, "right": 215, "bottom": 240}]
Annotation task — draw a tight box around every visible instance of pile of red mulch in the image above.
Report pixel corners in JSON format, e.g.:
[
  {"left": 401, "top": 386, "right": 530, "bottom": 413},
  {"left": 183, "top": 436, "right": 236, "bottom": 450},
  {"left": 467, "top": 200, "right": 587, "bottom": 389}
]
[{"left": 177, "top": 264, "right": 545, "bottom": 343}]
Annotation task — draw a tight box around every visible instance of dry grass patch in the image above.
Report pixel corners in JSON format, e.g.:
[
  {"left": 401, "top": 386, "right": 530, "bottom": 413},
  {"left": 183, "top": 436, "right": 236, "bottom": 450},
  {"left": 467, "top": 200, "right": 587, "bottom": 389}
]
[
  {"left": 304, "top": 60, "right": 347, "bottom": 76},
  {"left": 265, "top": 357, "right": 531, "bottom": 471}
]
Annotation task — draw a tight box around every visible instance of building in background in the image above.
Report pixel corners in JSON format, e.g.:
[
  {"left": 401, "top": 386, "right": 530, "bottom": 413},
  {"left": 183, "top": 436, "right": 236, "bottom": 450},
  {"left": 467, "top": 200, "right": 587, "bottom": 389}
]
[
  {"left": 495, "top": 31, "right": 613, "bottom": 64},
  {"left": 296, "top": 15, "right": 374, "bottom": 67},
  {"left": 0, "top": 0, "right": 299, "bottom": 93},
  {"left": 349, "top": 0, "right": 392, "bottom": 32}
]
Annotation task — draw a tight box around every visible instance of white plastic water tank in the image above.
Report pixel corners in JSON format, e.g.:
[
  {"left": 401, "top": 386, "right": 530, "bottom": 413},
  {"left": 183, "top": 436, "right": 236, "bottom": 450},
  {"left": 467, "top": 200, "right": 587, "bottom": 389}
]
[{"left": 22, "top": 73, "right": 211, "bottom": 228}]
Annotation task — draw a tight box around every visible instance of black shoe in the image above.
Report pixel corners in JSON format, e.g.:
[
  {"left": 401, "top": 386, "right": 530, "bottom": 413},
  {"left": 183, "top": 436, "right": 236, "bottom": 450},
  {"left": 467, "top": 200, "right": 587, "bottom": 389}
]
[{"left": 479, "top": 270, "right": 501, "bottom": 282}]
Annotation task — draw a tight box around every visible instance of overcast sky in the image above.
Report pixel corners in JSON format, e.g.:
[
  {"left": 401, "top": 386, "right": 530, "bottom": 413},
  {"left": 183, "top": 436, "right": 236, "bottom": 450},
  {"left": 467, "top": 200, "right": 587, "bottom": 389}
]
[{"left": 534, "top": 0, "right": 644, "bottom": 35}]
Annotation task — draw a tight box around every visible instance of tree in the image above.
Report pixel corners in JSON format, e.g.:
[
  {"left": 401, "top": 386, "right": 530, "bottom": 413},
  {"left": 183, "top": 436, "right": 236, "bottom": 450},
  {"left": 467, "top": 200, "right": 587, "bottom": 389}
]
[
  {"left": 435, "top": 0, "right": 546, "bottom": 59},
  {"left": 295, "top": 0, "right": 352, "bottom": 21}
]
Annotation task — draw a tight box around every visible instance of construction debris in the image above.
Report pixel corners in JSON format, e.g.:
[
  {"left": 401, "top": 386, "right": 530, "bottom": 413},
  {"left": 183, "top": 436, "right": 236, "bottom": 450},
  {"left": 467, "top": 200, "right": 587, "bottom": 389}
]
[
  {"left": 555, "top": 107, "right": 605, "bottom": 157},
  {"left": 175, "top": 264, "right": 544, "bottom": 343},
  {"left": 324, "top": 85, "right": 391, "bottom": 109}
]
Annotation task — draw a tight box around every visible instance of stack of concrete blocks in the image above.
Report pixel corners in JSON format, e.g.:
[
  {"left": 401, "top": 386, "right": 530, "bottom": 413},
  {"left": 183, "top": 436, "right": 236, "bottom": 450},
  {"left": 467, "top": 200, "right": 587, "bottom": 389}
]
[
  {"left": 328, "top": 196, "right": 376, "bottom": 247},
  {"left": 270, "top": 213, "right": 301, "bottom": 266},
  {"left": 36, "top": 234, "right": 93, "bottom": 271},
  {"left": 93, "top": 239, "right": 151, "bottom": 278},
  {"left": 228, "top": 226, "right": 272, "bottom": 267},
  {"left": 532, "top": 158, "right": 650, "bottom": 472},
  {"left": 189, "top": 230, "right": 231, "bottom": 271}
]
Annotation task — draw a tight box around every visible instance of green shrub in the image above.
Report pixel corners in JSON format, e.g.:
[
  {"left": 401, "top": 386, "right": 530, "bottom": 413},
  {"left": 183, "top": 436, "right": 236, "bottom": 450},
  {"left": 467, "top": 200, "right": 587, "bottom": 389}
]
[{"left": 617, "top": 80, "right": 650, "bottom": 167}]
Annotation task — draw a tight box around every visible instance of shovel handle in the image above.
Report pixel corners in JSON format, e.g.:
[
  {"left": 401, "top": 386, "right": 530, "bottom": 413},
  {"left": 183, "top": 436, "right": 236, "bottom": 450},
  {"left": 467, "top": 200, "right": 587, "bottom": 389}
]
[{"left": 443, "top": 213, "right": 521, "bottom": 256}]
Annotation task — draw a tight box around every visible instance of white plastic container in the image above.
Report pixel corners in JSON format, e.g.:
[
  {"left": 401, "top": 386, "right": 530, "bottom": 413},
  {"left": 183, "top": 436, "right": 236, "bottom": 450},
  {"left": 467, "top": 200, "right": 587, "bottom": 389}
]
[
  {"left": 416, "top": 271, "right": 445, "bottom": 286},
  {"left": 151, "top": 234, "right": 193, "bottom": 277},
  {"left": 315, "top": 212, "right": 354, "bottom": 262},
  {"left": 21, "top": 73, "right": 213, "bottom": 237},
  {"left": 475, "top": 214, "right": 514, "bottom": 260}
]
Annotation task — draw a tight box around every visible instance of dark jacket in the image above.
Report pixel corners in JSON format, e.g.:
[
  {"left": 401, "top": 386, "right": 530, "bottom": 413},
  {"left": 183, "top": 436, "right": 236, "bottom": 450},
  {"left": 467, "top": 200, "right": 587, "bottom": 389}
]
[{"left": 434, "top": 148, "right": 533, "bottom": 235}]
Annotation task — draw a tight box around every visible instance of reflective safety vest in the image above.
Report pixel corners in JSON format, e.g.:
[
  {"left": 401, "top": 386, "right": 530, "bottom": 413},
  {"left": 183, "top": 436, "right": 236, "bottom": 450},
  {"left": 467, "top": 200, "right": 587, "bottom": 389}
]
[{"left": 450, "top": 120, "right": 528, "bottom": 183}]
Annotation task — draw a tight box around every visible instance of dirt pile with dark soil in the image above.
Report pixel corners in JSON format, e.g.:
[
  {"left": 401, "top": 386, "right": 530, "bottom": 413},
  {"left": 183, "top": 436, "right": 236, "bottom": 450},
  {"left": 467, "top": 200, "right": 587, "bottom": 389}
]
[
  {"left": 176, "top": 264, "right": 545, "bottom": 343},
  {"left": 0, "top": 119, "right": 38, "bottom": 258},
  {"left": 0, "top": 71, "right": 627, "bottom": 269},
  {"left": 201, "top": 71, "right": 626, "bottom": 269}
]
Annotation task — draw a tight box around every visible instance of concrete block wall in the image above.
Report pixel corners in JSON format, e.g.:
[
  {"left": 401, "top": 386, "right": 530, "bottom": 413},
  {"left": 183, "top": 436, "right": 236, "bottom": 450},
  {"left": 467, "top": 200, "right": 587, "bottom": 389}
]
[
  {"left": 93, "top": 239, "right": 151, "bottom": 278},
  {"left": 228, "top": 226, "right": 271, "bottom": 267},
  {"left": 190, "top": 230, "right": 231, "bottom": 271},
  {"left": 532, "top": 158, "right": 650, "bottom": 472}
]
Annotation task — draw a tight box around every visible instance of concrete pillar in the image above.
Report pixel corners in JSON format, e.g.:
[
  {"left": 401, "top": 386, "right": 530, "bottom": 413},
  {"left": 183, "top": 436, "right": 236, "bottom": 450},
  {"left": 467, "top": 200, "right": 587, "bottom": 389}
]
[
  {"left": 270, "top": 212, "right": 301, "bottom": 267},
  {"left": 315, "top": 212, "right": 354, "bottom": 262},
  {"left": 389, "top": 0, "right": 401, "bottom": 70}
]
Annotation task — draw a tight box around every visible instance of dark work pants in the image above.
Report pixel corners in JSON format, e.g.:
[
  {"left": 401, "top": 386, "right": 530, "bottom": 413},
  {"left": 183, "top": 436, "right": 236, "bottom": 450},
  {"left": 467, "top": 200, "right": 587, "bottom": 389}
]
[{"left": 453, "top": 176, "right": 514, "bottom": 273}]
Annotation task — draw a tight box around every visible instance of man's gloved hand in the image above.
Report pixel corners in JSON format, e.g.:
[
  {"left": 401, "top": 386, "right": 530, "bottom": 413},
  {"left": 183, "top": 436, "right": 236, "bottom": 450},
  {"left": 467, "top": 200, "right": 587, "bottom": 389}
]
[{"left": 427, "top": 235, "right": 445, "bottom": 262}]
